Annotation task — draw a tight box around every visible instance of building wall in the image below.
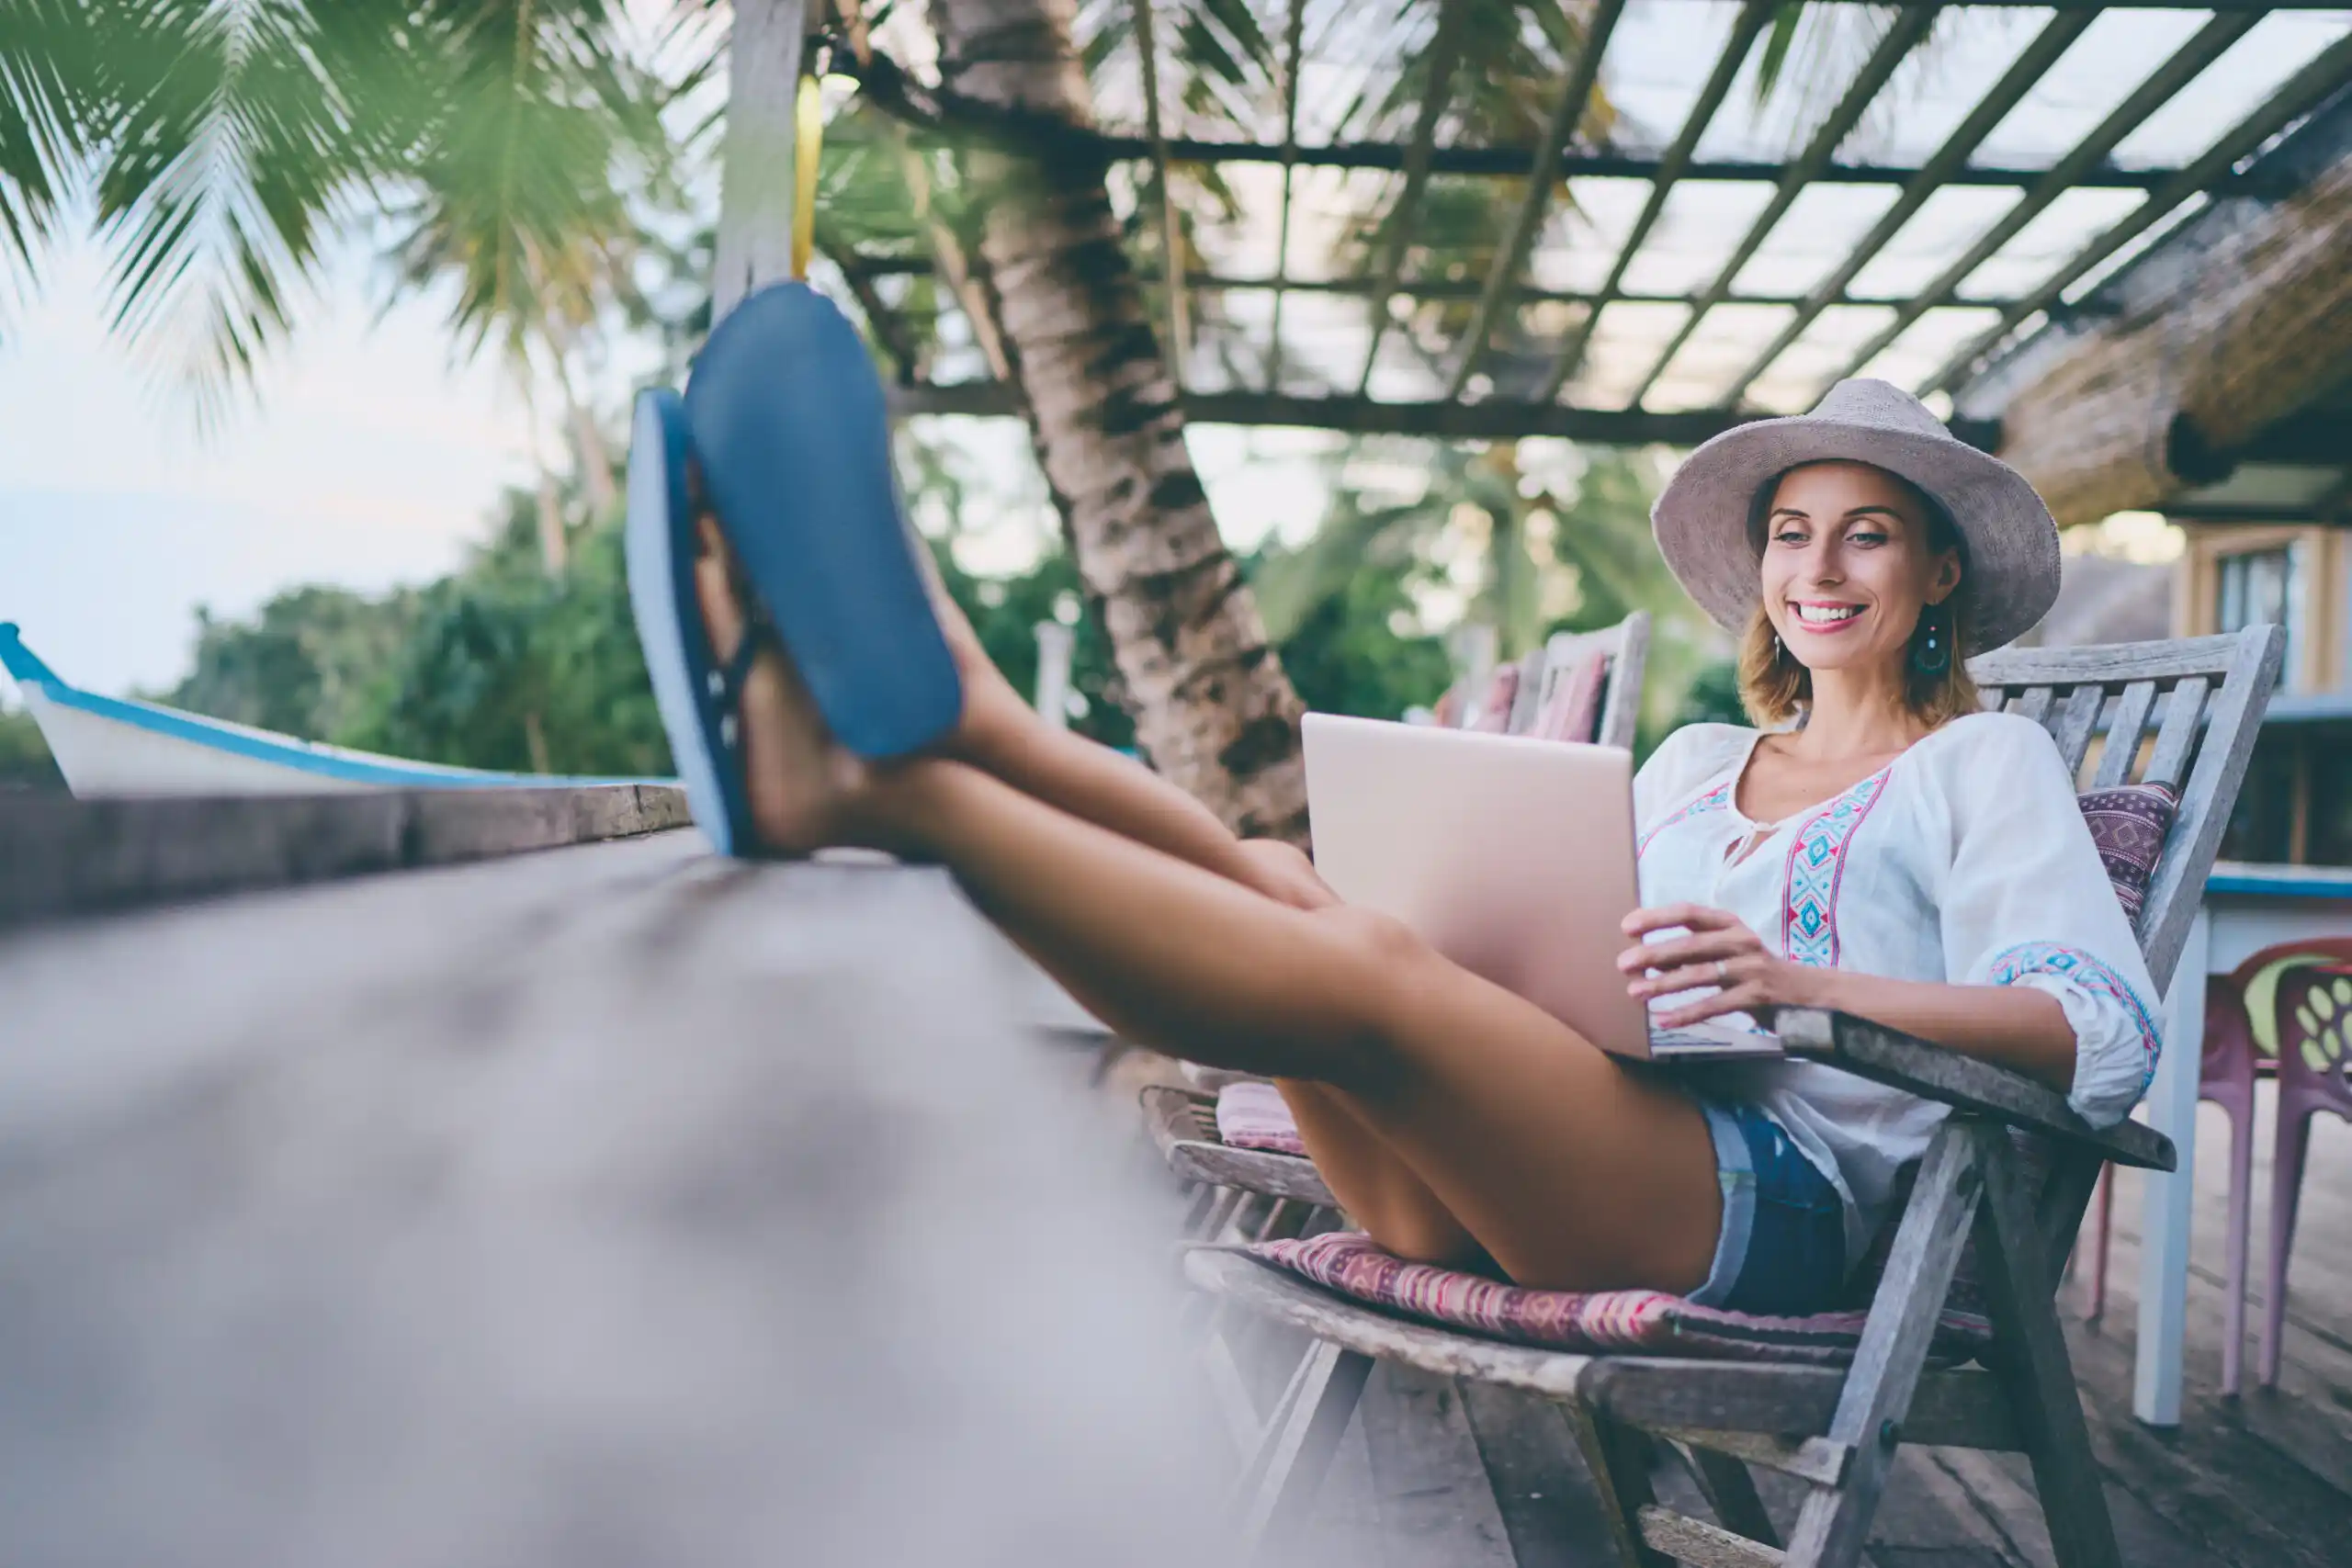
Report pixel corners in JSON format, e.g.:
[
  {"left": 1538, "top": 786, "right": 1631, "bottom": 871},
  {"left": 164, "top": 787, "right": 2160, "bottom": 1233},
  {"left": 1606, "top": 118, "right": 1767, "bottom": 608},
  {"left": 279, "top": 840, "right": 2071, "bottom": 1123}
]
[{"left": 2177, "top": 524, "right": 2352, "bottom": 693}]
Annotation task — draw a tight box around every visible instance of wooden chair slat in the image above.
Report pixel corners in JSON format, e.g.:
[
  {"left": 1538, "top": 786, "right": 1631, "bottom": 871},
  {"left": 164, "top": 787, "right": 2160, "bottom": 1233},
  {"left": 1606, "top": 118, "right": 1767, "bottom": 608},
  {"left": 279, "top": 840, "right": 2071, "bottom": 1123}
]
[
  {"left": 2143, "top": 676, "right": 2209, "bottom": 795},
  {"left": 1596, "top": 611, "right": 1651, "bottom": 751},
  {"left": 2008, "top": 686, "right": 2054, "bottom": 726},
  {"left": 1966, "top": 631, "right": 2250, "bottom": 686},
  {"left": 2051, "top": 684, "right": 2106, "bottom": 777},
  {"left": 1506, "top": 649, "right": 1547, "bottom": 735},
  {"left": 2091, "top": 680, "right": 2161, "bottom": 788},
  {"left": 2139, "top": 631, "right": 2282, "bottom": 990}
]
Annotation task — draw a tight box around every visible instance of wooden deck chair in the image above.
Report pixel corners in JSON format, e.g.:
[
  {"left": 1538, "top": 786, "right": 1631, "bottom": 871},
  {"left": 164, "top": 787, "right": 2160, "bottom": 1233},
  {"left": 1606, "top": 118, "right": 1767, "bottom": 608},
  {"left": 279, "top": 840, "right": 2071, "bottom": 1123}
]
[
  {"left": 1184, "top": 626, "right": 2284, "bottom": 1568},
  {"left": 1160, "top": 613, "right": 1657, "bottom": 1220}
]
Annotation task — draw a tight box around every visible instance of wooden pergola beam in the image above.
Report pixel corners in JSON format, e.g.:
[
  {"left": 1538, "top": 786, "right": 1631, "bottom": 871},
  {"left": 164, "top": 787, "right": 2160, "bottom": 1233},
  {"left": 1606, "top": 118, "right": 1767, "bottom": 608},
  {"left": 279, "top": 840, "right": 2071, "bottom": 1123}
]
[
  {"left": 1354, "top": 0, "right": 1472, "bottom": 395},
  {"left": 1923, "top": 29, "right": 2352, "bottom": 394},
  {"left": 1442, "top": 0, "right": 1627, "bottom": 400},
  {"left": 1823, "top": 10, "right": 2260, "bottom": 387},
  {"left": 891, "top": 381, "right": 2002, "bottom": 447},
  {"left": 835, "top": 254, "right": 2037, "bottom": 311},
  {"left": 1625, "top": 4, "right": 1937, "bottom": 410},
  {"left": 1532, "top": 0, "right": 1775, "bottom": 403},
  {"left": 1713, "top": 9, "right": 2095, "bottom": 409},
  {"left": 1070, "top": 136, "right": 2203, "bottom": 187}
]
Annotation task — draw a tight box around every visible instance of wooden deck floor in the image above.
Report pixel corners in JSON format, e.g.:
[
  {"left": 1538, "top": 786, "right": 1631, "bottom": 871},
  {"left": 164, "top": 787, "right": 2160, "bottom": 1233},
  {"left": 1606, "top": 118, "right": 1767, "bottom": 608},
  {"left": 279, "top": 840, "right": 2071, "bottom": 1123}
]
[{"left": 11, "top": 806, "right": 2352, "bottom": 1565}]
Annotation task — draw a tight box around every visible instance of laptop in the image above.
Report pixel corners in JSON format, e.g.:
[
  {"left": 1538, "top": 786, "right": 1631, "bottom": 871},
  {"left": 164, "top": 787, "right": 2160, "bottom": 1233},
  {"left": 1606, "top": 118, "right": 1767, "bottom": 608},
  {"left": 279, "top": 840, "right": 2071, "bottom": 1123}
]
[{"left": 1301, "top": 713, "right": 1781, "bottom": 1061}]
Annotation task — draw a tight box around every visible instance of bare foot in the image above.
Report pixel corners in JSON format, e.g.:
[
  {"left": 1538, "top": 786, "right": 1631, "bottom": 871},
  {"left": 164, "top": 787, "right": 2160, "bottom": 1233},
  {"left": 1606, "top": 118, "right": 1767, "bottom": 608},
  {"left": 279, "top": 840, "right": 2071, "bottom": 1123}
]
[{"left": 692, "top": 514, "right": 867, "bottom": 853}]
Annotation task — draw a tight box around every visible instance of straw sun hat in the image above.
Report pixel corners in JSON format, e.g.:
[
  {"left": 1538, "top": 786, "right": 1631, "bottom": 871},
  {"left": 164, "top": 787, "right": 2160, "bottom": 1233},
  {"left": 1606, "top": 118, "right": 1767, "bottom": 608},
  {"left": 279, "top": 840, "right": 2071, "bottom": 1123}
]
[{"left": 1650, "top": 378, "right": 2062, "bottom": 653}]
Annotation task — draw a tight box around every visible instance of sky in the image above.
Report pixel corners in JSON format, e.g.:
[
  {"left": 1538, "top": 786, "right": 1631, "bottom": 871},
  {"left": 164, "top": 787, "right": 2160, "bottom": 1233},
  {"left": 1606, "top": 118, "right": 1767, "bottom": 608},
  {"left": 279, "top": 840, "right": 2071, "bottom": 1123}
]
[
  {"left": 0, "top": 233, "right": 1329, "bottom": 705},
  {"left": 0, "top": 237, "right": 542, "bottom": 700}
]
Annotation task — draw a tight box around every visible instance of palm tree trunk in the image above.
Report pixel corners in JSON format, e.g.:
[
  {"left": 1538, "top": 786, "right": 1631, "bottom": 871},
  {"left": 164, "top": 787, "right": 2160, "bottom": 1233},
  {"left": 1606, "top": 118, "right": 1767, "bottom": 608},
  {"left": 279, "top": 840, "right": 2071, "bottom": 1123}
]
[{"left": 929, "top": 0, "right": 1307, "bottom": 840}]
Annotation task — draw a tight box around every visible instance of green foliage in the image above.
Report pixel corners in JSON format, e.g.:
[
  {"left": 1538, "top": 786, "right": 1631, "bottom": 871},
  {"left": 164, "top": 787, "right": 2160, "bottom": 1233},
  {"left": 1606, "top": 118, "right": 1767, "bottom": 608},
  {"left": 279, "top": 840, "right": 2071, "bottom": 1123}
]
[
  {"left": 928, "top": 540, "right": 1139, "bottom": 750},
  {"left": 0, "top": 703, "right": 63, "bottom": 792},
  {"left": 167, "top": 586, "right": 418, "bottom": 741},
  {"left": 1260, "top": 545, "right": 1453, "bottom": 721},
  {"left": 1670, "top": 658, "right": 1748, "bottom": 734},
  {"left": 345, "top": 519, "right": 668, "bottom": 776}
]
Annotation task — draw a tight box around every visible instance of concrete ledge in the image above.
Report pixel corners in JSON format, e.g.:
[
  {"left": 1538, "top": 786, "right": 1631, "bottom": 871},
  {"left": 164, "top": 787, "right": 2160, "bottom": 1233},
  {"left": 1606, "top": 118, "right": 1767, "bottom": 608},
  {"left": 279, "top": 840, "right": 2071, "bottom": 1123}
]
[{"left": 0, "top": 784, "right": 691, "bottom": 930}]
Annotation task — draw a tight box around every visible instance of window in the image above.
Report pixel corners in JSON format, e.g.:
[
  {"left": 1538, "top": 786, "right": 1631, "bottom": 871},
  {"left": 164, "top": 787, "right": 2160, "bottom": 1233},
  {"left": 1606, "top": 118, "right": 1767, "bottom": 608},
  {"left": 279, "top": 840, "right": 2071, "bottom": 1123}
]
[{"left": 2216, "top": 547, "right": 2293, "bottom": 636}]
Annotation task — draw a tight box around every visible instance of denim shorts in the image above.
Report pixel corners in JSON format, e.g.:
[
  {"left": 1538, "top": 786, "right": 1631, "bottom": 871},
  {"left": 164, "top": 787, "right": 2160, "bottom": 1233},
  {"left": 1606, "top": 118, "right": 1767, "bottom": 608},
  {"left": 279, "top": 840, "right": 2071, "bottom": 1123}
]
[{"left": 1686, "top": 1099, "right": 1848, "bottom": 1317}]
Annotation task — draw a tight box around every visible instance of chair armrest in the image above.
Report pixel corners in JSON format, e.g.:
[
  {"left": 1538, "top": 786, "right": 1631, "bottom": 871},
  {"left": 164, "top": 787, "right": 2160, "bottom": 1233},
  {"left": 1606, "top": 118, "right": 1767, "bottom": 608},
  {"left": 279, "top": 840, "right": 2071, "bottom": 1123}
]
[{"left": 1770, "top": 1007, "right": 2177, "bottom": 1171}]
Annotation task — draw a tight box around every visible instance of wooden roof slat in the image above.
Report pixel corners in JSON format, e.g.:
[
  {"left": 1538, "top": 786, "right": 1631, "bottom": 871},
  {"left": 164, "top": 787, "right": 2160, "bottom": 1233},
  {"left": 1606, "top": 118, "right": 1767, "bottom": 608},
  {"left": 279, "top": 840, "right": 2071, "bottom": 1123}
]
[
  {"left": 1070, "top": 137, "right": 2204, "bottom": 188},
  {"left": 1713, "top": 9, "right": 2095, "bottom": 409},
  {"left": 1264, "top": 0, "right": 1309, "bottom": 392},
  {"left": 842, "top": 255, "right": 2042, "bottom": 310},
  {"left": 1821, "top": 10, "right": 2261, "bottom": 388},
  {"left": 1623, "top": 5, "right": 1938, "bottom": 410},
  {"left": 894, "top": 382, "right": 2000, "bottom": 447},
  {"left": 1353, "top": 0, "right": 1473, "bottom": 396},
  {"left": 1442, "top": 0, "right": 1628, "bottom": 400},
  {"left": 1533, "top": 0, "right": 1776, "bottom": 403},
  {"left": 1923, "top": 28, "right": 2352, "bottom": 394}
]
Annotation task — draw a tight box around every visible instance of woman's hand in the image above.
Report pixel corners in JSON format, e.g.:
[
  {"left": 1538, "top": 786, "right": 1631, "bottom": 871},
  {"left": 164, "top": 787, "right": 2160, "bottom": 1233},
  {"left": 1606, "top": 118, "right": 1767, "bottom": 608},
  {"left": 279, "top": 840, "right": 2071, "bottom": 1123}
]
[{"left": 1617, "top": 904, "right": 1828, "bottom": 1028}]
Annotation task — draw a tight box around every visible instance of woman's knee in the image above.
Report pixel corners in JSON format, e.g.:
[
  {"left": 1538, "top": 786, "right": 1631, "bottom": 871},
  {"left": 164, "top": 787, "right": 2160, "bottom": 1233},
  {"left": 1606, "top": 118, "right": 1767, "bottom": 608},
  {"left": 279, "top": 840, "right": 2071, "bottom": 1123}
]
[
  {"left": 1296, "top": 905, "right": 1443, "bottom": 1075},
  {"left": 1236, "top": 838, "right": 1337, "bottom": 909},
  {"left": 1314, "top": 903, "right": 1437, "bottom": 985}
]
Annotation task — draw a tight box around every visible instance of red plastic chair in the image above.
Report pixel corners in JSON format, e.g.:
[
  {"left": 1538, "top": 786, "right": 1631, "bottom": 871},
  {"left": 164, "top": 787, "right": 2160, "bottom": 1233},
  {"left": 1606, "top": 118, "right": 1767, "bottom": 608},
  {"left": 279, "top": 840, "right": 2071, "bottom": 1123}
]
[
  {"left": 2264, "top": 959, "right": 2352, "bottom": 1384},
  {"left": 2080, "top": 941, "right": 2331, "bottom": 1395}
]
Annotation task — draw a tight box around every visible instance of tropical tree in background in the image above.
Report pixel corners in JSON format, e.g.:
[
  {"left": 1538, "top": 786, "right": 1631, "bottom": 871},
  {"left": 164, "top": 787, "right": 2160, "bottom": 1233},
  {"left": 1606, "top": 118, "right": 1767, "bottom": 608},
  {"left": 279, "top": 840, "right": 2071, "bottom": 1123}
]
[
  {"left": 0, "top": 0, "right": 1871, "bottom": 798},
  {"left": 0, "top": 0, "right": 669, "bottom": 574}
]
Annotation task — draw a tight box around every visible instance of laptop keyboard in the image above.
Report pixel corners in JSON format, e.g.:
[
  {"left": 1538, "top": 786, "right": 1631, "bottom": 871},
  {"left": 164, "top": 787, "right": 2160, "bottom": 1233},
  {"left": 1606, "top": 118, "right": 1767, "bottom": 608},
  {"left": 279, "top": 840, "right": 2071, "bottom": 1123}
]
[{"left": 1650, "top": 1026, "right": 1786, "bottom": 1059}]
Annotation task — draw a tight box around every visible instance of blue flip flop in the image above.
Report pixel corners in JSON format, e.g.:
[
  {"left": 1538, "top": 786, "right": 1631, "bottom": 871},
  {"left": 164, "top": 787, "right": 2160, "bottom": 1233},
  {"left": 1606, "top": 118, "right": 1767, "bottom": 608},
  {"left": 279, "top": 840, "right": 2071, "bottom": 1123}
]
[
  {"left": 683, "top": 282, "right": 962, "bottom": 761},
  {"left": 624, "top": 386, "right": 759, "bottom": 855}
]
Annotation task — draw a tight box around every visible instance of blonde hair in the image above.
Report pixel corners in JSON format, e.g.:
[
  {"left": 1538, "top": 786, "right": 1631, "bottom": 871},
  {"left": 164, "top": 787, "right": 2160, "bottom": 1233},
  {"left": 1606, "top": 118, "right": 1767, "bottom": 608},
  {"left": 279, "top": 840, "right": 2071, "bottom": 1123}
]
[{"left": 1734, "top": 464, "right": 1982, "bottom": 730}]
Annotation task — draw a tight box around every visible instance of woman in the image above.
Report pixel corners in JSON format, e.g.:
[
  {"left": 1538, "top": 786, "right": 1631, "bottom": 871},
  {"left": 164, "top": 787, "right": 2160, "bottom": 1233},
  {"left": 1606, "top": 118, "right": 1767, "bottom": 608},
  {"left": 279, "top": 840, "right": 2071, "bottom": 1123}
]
[{"left": 640, "top": 358, "right": 2158, "bottom": 1320}]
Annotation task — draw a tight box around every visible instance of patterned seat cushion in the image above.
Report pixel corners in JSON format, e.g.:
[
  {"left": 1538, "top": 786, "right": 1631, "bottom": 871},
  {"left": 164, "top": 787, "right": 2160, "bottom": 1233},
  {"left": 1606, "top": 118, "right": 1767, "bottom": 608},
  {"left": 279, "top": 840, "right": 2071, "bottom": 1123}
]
[
  {"left": 1215, "top": 1080, "right": 1307, "bottom": 1156},
  {"left": 2076, "top": 782, "right": 2176, "bottom": 924},
  {"left": 1246, "top": 1233, "right": 1991, "bottom": 1365}
]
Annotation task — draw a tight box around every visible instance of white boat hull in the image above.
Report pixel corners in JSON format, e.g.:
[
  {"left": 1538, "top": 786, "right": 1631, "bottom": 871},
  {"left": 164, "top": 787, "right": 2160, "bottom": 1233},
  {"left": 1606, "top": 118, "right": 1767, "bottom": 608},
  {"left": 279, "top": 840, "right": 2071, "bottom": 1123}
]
[{"left": 3, "top": 623, "right": 667, "bottom": 798}]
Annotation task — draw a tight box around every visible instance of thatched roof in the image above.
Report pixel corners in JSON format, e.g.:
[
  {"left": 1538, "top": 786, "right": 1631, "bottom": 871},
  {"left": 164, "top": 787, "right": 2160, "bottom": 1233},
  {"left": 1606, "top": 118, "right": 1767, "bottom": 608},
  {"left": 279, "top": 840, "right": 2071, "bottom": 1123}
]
[{"left": 1973, "top": 87, "right": 2352, "bottom": 527}]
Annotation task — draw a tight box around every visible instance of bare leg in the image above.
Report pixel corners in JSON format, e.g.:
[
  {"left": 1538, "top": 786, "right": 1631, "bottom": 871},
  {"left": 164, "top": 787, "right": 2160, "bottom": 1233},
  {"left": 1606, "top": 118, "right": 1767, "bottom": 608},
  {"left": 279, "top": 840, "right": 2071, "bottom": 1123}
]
[
  {"left": 697, "top": 531, "right": 1718, "bottom": 1290},
  {"left": 848, "top": 757, "right": 1719, "bottom": 1292}
]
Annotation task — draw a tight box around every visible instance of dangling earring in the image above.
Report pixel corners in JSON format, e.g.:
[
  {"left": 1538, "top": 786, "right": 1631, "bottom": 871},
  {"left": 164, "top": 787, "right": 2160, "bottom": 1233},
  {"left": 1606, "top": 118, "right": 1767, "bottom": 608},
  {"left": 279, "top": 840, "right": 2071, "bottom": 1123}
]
[{"left": 1912, "top": 605, "right": 1951, "bottom": 676}]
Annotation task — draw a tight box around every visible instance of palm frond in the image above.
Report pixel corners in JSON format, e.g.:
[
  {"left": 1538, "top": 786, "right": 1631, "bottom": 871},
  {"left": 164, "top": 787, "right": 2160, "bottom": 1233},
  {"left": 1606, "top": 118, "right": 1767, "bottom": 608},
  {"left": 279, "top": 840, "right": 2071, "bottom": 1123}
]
[
  {"left": 385, "top": 0, "right": 667, "bottom": 366},
  {"left": 0, "top": 0, "right": 98, "bottom": 271},
  {"left": 86, "top": 0, "right": 401, "bottom": 421}
]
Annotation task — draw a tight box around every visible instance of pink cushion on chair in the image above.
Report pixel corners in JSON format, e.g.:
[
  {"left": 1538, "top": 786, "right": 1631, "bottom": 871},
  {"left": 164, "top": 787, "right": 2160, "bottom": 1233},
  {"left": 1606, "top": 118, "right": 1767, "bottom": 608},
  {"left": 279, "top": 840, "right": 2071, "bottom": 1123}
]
[
  {"left": 1216, "top": 1081, "right": 1307, "bottom": 1156},
  {"left": 1248, "top": 1233, "right": 1992, "bottom": 1365},
  {"left": 1535, "top": 652, "right": 1611, "bottom": 744}
]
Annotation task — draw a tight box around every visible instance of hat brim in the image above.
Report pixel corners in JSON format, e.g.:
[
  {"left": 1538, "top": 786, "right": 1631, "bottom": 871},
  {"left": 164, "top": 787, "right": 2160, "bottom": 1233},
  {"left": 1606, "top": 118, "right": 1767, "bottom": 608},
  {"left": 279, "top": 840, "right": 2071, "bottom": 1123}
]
[{"left": 1651, "top": 413, "right": 2061, "bottom": 652}]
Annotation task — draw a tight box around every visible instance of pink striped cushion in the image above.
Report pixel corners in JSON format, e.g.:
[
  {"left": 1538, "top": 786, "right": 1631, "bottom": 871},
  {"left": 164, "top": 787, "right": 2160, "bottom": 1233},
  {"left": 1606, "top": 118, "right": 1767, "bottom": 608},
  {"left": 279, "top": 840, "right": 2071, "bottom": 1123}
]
[
  {"left": 1216, "top": 1081, "right": 1307, "bottom": 1156},
  {"left": 1249, "top": 1232, "right": 1992, "bottom": 1365},
  {"left": 1535, "top": 651, "right": 1610, "bottom": 744}
]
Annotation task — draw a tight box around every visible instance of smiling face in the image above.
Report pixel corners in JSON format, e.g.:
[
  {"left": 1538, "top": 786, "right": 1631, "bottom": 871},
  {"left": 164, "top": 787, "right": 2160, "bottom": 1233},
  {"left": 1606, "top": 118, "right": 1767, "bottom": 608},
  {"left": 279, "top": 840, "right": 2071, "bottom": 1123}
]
[{"left": 1755, "top": 460, "right": 1962, "bottom": 682}]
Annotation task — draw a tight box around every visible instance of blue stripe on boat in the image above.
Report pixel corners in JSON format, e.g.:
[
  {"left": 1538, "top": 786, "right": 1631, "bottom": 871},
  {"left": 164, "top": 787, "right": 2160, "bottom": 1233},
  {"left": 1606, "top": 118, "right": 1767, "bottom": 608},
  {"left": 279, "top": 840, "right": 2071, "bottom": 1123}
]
[{"left": 0, "top": 623, "right": 671, "bottom": 792}]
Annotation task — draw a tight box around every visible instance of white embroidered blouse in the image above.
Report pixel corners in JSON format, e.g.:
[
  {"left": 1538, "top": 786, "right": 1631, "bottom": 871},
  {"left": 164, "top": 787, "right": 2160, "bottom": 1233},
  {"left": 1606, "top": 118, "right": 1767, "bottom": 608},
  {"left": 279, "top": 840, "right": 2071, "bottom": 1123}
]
[{"left": 1634, "top": 711, "right": 2164, "bottom": 1265}]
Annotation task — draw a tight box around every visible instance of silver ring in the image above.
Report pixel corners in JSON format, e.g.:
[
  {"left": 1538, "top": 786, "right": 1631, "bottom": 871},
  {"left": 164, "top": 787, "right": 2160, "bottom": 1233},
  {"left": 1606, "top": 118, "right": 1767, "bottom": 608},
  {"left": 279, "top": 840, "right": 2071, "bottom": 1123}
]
[{"left": 1714, "top": 960, "right": 1731, "bottom": 987}]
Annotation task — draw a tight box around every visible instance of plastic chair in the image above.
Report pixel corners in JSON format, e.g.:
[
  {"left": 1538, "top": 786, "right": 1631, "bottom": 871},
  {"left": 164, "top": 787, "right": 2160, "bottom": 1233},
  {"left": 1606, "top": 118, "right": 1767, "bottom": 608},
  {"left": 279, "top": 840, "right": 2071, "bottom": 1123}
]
[{"left": 2263, "top": 958, "right": 2352, "bottom": 1385}]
